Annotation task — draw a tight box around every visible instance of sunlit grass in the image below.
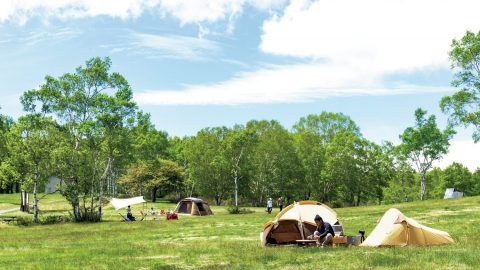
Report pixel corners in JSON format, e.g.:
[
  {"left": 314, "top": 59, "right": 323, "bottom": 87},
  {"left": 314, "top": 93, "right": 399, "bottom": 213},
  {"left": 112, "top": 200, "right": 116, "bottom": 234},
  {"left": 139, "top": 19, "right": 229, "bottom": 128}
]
[{"left": 1, "top": 194, "right": 479, "bottom": 269}]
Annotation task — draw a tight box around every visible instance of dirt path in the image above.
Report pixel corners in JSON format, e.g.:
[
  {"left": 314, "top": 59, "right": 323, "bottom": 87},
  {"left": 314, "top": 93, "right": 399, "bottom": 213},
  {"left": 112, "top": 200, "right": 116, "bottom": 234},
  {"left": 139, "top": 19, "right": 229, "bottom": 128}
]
[{"left": 0, "top": 208, "right": 18, "bottom": 215}]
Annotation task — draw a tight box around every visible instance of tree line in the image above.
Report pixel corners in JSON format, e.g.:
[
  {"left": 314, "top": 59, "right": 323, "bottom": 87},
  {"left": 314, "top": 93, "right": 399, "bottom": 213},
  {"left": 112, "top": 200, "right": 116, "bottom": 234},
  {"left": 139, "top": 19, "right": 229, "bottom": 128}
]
[{"left": 1, "top": 31, "right": 480, "bottom": 222}]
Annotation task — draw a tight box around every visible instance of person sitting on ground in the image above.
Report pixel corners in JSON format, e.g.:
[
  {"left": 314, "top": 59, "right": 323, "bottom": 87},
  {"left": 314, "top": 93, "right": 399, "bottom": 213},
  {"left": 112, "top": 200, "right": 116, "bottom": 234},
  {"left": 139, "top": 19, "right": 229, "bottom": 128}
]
[
  {"left": 147, "top": 207, "right": 156, "bottom": 215},
  {"left": 126, "top": 205, "right": 136, "bottom": 221},
  {"left": 309, "top": 214, "right": 334, "bottom": 246}
]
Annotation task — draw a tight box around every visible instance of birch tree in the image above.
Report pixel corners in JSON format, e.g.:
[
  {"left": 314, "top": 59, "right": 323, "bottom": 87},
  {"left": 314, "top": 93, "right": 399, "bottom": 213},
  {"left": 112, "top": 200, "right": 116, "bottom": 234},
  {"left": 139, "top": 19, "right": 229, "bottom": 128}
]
[
  {"left": 399, "top": 108, "right": 455, "bottom": 200},
  {"left": 21, "top": 57, "right": 136, "bottom": 221}
]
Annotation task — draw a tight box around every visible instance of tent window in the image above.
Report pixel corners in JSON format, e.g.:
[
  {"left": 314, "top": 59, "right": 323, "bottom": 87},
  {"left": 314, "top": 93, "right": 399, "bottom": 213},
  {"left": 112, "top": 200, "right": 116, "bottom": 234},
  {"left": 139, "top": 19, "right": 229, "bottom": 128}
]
[{"left": 178, "top": 201, "right": 191, "bottom": 213}]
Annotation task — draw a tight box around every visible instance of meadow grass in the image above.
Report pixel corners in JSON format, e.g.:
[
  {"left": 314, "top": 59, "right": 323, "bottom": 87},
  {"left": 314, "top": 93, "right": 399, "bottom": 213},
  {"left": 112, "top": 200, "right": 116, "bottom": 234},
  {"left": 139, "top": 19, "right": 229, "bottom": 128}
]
[{"left": 0, "top": 194, "right": 479, "bottom": 269}]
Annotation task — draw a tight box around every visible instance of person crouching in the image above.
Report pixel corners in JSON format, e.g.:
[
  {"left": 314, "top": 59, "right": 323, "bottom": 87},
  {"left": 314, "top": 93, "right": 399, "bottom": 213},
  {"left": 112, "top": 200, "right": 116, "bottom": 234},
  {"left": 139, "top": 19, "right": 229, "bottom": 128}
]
[{"left": 311, "top": 214, "right": 334, "bottom": 247}]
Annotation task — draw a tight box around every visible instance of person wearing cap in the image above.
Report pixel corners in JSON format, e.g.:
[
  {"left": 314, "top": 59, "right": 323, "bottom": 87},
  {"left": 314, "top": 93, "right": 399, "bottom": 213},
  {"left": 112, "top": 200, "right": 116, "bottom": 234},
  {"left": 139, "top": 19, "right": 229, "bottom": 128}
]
[{"left": 312, "top": 214, "right": 334, "bottom": 246}]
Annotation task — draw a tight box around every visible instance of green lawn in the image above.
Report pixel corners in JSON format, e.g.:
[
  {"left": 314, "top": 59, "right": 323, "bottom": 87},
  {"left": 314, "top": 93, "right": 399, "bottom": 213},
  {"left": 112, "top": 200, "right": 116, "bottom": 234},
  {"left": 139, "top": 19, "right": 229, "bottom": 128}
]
[{"left": 0, "top": 194, "right": 479, "bottom": 269}]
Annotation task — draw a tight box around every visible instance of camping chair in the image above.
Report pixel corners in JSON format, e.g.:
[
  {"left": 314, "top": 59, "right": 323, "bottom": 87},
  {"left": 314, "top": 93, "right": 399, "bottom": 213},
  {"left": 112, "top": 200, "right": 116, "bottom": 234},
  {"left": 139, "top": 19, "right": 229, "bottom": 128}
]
[
  {"left": 119, "top": 213, "right": 145, "bottom": 222},
  {"left": 119, "top": 213, "right": 132, "bottom": 222}
]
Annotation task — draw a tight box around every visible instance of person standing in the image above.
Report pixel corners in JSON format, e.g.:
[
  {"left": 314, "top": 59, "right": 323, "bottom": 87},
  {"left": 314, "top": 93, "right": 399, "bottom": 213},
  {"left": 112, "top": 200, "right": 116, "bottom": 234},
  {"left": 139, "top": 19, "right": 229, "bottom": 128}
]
[
  {"left": 267, "top": 198, "right": 273, "bottom": 214},
  {"left": 277, "top": 196, "right": 283, "bottom": 211}
]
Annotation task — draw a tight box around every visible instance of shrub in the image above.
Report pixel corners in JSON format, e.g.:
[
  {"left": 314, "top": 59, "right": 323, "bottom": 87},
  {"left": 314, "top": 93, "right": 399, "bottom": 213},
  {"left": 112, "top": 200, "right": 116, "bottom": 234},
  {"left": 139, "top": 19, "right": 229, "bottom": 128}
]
[
  {"left": 227, "top": 206, "right": 254, "bottom": 214},
  {"left": 40, "top": 215, "right": 72, "bottom": 225},
  {"left": 15, "top": 216, "right": 33, "bottom": 226}
]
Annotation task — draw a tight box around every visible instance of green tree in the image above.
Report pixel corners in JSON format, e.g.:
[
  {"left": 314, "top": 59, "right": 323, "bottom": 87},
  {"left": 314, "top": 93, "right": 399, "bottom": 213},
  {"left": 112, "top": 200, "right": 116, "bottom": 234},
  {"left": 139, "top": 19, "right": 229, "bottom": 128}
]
[
  {"left": 442, "top": 162, "right": 473, "bottom": 195},
  {"left": 424, "top": 167, "right": 445, "bottom": 199},
  {"left": 21, "top": 57, "right": 137, "bottom": 221},
  {"left": 293, "top": 112, "right": 363, "bottom": 204},
  {"left": 246, "top": 120, "right": 301, "bottom": 206},
  {"left": 292, "top": 130, "right": 325, "bottom": 200},
  {"left": 8, "top": 115, "right": 59, "bottom": 222},
  {"left": 323, "top": 130, "right": 362, "bottom": 205},
  {"left": 356, "top": 141, "right": 394, "bottom": 205},
  {"left": 224, "top": 126, "right": 253, "bottom": 209},
  {"left": 472, "top": 168, "right": 480, "bottom": 195},
  {"left": 119, "top": 159, "right": 184, "bottom": 202},
  {"left": 441, "top": 31, "right": 480, "bottom": 142},
  {"left": 0, "top": 113, "right": 17, "bottom": 194},
  {"left": 293, "top": 112, "right": 361, "bottom": 143},
  {"left": 185, "top": 127, "right": 231, "bottom": 205},
  {"left": 398, "top": 108, "right": 455, "bottom": 200},
  {"left": 383, "top": 161, "right": 417, "bottom": 204}
]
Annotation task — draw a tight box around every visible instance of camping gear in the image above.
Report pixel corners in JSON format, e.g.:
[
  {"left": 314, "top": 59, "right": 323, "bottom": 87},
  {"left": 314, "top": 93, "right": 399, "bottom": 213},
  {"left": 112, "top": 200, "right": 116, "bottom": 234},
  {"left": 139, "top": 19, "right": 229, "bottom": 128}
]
[
  {"left": 110, "top": 196, "right": 146, "bottom": 210},
  {"left": 260, "top": 200, "right": 343, "bottom": 245},
  {"left": 167, "top": 213, "right": 178, "bottom": 220},
  {"left": 347, "top": 235, "right": 362, "bottom": 246},
  {"left": 360, "top": 208, "right": 454, "bottom": 247},
  {"left": 444, "top": 188, "right": 464, "bottom": 199},
  {"left": 174, "top": 197, "right": 213, "bottom": 216},
  {"left": 333, "top": 235, "right": 348, "bottom": 245}
]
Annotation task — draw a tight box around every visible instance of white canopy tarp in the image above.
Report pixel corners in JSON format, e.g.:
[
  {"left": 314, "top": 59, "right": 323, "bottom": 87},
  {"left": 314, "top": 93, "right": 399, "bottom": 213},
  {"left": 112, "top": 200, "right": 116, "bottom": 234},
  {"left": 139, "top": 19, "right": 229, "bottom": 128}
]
[{"left": 111, "top": 196, "right": 145, "bottom": 210}]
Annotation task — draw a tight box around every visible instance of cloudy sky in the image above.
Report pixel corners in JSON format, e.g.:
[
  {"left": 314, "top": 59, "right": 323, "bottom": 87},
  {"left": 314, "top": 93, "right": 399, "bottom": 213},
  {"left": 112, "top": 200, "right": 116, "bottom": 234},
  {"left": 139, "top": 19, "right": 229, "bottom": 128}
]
[{"left": 0, "top": 0, "right": 479, "bottom": 170}]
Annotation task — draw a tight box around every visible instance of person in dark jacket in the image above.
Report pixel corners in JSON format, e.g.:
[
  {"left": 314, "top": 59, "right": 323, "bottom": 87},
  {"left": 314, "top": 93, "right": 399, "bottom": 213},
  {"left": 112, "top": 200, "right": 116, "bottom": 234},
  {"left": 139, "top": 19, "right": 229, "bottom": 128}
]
[{"left": 311, "top": 214, "right": 334, "bottom": 246}]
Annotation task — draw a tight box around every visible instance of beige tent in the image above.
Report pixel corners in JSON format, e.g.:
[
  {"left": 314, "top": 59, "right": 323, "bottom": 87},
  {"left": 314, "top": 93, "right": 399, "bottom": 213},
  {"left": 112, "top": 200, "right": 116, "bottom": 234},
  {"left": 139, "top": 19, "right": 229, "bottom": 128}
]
[
  {"left": 361, "top": 208, "right": 454, "bottom": 247},
  {"left": 174, "top": 197, "right": 213, "bottom": 216},
  {"left": 260, "top": 201, "right": 343, "bottom": 245}
]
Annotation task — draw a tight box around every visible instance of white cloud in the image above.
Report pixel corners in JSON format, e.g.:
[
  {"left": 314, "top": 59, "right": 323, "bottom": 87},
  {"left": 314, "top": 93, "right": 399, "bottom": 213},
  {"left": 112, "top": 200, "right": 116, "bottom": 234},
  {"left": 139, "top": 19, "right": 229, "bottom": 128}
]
[
  {"left": 135, "top": 0, "right": 480, "bottom": 106},
  {"left": 434, "top": 140, "right": 480, "bottom": 172},
  {"left": 0, "top": 0, "right": 286, "bottom": 26},
  {"left": 134, "top": 62, "right": 452, "bottom": 105},
  {"left": 129, "top": 33, "right": 220, "bottom": 60},
  {"left": 0, "top": 0, "right": 157, "bottom": 24},
  {"left": 260, "top": 0, "right": 480, "bottom": 72},
  {"left": 158, "top": 0, "right": 244, "bottom": 25}
]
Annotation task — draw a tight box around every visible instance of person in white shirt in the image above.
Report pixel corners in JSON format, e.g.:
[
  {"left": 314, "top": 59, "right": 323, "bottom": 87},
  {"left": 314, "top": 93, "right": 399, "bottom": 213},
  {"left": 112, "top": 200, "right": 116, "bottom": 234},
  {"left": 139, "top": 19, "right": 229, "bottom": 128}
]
[{"left": 267, "top": 198, "right": 273, "bottom": 214}]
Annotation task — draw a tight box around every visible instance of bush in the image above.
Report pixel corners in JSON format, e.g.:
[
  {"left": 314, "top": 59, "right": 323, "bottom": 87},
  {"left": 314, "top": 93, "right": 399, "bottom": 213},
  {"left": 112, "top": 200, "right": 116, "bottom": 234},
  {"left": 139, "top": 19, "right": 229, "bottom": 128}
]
[
  {"left": 40, "top": 215, "right": 71, "bottom": 225},
  {"left": 15, "top": 216, "right": 33, "bottom": 226},
  {"left": 227, "top": 206, "right": 254, "bottom": 214}
]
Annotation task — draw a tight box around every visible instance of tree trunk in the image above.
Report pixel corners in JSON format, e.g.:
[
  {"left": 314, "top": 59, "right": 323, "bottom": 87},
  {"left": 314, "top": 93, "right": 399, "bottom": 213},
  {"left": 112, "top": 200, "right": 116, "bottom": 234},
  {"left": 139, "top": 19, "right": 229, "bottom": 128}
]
[
  {"left": 420, "top": 172, "right": 426, "bottom": 201},
  {"left": 98, "top": 156, "right": 112, "bottom": 222},
  {"left": 73, "top": 176, "right": 81, "bottom": 221},
  {"left": 33, "top": 163, "right": 39, "bottom": 223},
  {"left": 90, "top": 157, "right": 96, "bottom": 215},
  {"left": 234, "top": 176, "right": 238, "bottom": 209},
  {"left": 152, "top": 187, "right": 157, "bottom": 203}
]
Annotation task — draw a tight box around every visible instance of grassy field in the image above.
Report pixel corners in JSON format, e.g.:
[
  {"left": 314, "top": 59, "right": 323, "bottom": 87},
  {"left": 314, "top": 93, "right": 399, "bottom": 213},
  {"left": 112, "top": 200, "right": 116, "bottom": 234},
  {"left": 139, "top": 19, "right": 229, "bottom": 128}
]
[{"left": 0, "top": 193, "right": 479, "bottom": 270}]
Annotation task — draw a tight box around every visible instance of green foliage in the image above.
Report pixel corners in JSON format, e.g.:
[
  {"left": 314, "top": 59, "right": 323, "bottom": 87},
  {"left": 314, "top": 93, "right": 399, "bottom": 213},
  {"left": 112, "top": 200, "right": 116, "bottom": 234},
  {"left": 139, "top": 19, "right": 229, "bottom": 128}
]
[
  {"left": 226, "top": 206, "right": 255, "bottom": 214},
  {"left": 442, "top": 162, "right": 474, "bottom": 195},
  {"left": 441, "top": 30, "right": 480, "bottom": 142},
  {"left": 40, "top": 215, "right": 72, "bottom": 225},
  {"left": 119, "top": 159, "right": 185, "bottom": 202},
  {"left": 184, "top": 127, "right": 232, "bottom": 205},
  {"left": 14, "top": 216, "right": 33, "bottom": 226},
  {"left": 398, "top": 108, "right": 455, "bottom": 200},
  {"left": 246, "top": 120, "right": 302, "bottom": 206},
  {"left": 19, "top": 57, "right": 138, "bottom": 221}
]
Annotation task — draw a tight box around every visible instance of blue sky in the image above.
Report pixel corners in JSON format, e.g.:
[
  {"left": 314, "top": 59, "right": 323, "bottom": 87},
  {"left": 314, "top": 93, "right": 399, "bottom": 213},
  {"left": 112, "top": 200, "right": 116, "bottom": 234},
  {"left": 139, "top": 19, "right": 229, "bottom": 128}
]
[{"left": 0, "top": 0, "right": 479, "bottom": 170}]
